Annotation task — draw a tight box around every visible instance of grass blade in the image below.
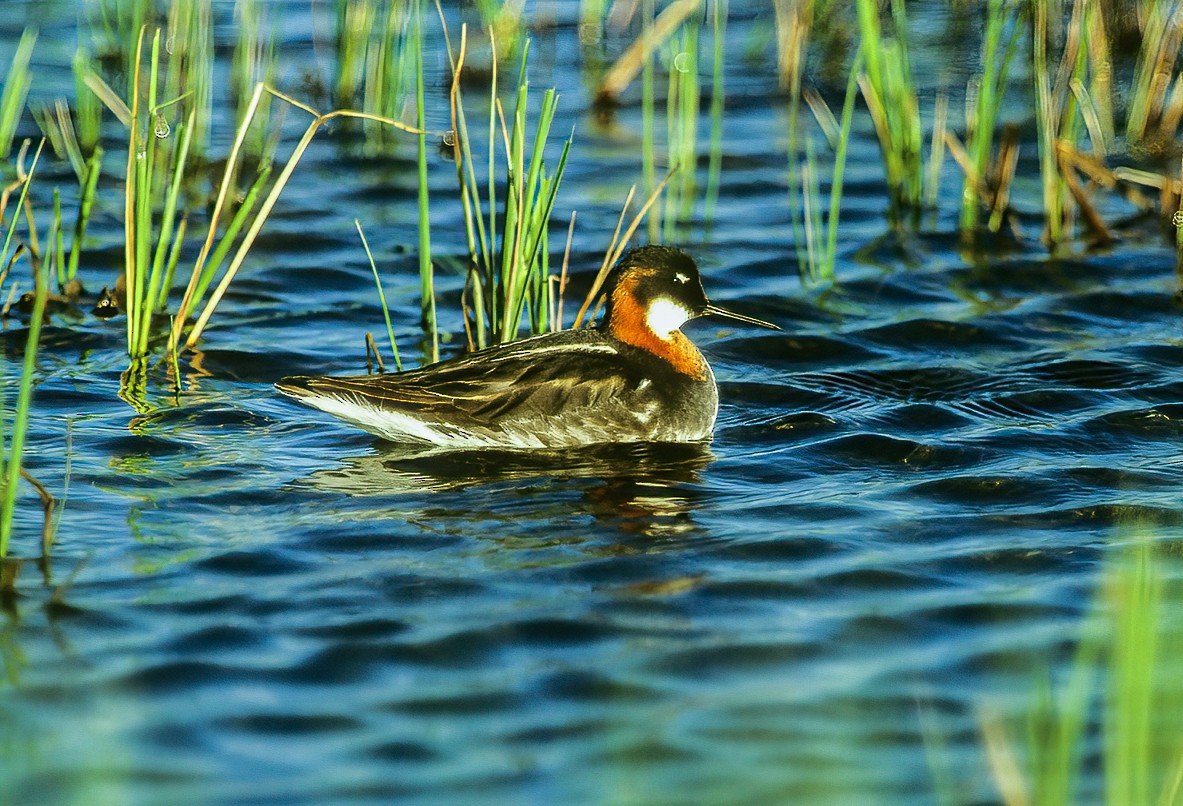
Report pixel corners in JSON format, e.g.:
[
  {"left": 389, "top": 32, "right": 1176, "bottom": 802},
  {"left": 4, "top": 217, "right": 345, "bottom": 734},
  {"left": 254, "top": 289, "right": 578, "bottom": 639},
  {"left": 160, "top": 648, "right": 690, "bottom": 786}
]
[
  {"left": 0, "top": 28, "right": 36, "bottom": 161},
  {"left": 356, "top": 219, "right": 401, "bottom": 372}
]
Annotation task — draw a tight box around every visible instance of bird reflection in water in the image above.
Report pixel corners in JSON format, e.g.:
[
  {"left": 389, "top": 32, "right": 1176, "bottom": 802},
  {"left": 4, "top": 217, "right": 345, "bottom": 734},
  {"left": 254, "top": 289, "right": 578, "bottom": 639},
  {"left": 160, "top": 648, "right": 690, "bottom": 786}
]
[{"left": 297, "top": 440, "right": 713, "bottom": 541}]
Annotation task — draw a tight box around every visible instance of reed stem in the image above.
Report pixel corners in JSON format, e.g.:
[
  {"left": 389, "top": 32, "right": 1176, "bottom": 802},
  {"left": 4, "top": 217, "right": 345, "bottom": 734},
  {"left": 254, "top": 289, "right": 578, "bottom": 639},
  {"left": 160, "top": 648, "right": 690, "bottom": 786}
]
[
  {"left": 414, "top": 0, "right": 437, "bottom": 363},
  {"left": 0, "top": 141, "right": 46, "bottom": 558}
]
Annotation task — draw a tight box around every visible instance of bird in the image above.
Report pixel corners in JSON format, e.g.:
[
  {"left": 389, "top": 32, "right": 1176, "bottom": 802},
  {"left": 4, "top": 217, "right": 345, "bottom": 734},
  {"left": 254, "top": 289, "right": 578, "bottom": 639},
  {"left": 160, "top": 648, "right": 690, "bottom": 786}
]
[{"left": 275, "top": 245, "right": 778, "bottom": 449}]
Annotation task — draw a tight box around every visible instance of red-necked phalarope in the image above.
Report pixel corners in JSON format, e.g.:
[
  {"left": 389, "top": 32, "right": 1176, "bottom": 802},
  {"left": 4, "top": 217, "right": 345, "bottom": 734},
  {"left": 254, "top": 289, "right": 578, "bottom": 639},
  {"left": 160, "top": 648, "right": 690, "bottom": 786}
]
[{"left": 276, "top": 245, "right": 778, "bottom": 448}]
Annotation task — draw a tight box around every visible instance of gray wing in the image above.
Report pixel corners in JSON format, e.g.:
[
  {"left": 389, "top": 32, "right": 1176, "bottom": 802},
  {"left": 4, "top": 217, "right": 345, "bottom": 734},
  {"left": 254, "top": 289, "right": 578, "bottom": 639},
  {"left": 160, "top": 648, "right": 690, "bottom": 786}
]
[{"left": 276, "top": 335, "right": 646, "bottom": 444}]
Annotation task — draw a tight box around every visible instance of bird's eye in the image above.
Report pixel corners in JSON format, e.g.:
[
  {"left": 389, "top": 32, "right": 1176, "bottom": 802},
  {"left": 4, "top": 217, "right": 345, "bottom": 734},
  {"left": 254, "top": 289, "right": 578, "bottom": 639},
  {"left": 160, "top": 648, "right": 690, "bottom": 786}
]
[{"left": 674, "top": 273, "right": 689, "bottom": 284}]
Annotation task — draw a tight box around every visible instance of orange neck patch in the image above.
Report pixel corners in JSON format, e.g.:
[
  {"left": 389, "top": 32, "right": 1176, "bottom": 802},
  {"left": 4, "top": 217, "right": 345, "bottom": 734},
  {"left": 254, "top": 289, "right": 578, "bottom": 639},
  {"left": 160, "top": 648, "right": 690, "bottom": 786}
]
[{"left": 608, "top": 275, "right": 708, "bottom": 379}]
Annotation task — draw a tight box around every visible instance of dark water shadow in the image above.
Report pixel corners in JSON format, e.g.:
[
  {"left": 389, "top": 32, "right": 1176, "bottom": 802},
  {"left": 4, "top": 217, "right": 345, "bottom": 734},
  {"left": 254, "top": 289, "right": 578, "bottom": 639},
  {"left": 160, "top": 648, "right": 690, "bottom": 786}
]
[
  {"left": 293, "top": 441, "right": 717, "bottom": 546},
  {"left": 296, "top": 440, "right": 715, "bottom": 496}
]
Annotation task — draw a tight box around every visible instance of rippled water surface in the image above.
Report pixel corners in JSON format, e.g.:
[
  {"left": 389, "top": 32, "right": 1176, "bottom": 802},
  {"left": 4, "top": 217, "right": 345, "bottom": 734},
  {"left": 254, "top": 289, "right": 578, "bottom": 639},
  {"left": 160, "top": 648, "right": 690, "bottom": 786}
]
[{"left": 3, "top": 2, "right": 1183, "bottom": 803}]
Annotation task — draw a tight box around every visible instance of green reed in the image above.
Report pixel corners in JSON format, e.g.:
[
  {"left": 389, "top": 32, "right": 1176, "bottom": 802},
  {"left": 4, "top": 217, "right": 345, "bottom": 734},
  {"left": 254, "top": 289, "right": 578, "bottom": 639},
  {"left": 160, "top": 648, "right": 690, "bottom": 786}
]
[
  {"left": 580, "top": 0, "right": 607, "bottom": 43},
  {"left": 1177, "top": 167, "right": 1183, "bottom": 272},
  {"left": 413, "top": 0, "right": 436, "bottom": 362},
  {"left": 703, "top": 0, "right": 727, "bottom": 227},
  {"left": 855, "top": 0, "right": 923, "bottom": 229},
  {"left": 642, "top": 0, "right": 657, "bottom": 242},
  {"left": 982, "top": 530, "right": 1183, "bottom": 806},
  {"left": 334, "top": 0, "right": 414, "bottom": 152},
  {"left": 773, "top": 0, "right": 812, "bottom": 94},
  {"left": 78, "top": 22, "right": 409, "bottom": 365},
  {"left": 1125, "top": 0, "right": 1183, "bottom": 152},
  {"left": 0, "top": 29, "right": 36, "bottom": 162},
  {"left": 1102, "top": 540, "right": 1178, "bottom": 806},
  {"left": 585, "top": 0, "right": 697, "bottom": 242},
  {"left": 0, "top": 141, "right": 47, "bottom": 559},
  {"left": 792, "top": 57, "right": 857, "bottom": 285},
  {"left": 474, "top": 0, "right": 526, "bottom": 60},
  {"left": 171, "top": 83, "right": 418, "bottom": 357},
  {"left": 167, "top": 0, "right": 213, "bottom": 159},
  {"left": 784, "top": 0, "right": 810, "bottom": 282},
  {"left": 1030, "top": 0, "right": 1095, "bottom": 248},
  {"left": 31, "top": 100, "right": 85, "bottom": 185},
  {"left": 0, "top": 145, "right": 40, "bottom": 287},
  {"left": 958, "top": 0, "right": 1022, "bottom": 237},
  {"left": 231, "top": 0, "right": 274, "bottom": 161},
  {"left": 93, "top": 0, "right": 152, "bottom": 70},
  {"left": 365, "top": 1, "right": 413, "bottom": 149},
  {"left": 356, "top": 219, "right": 402, "bottom": 371},
  {"left": 1082, "top": 0, "right": 1115, "bottom": 150},
  {"left": 636, "top": 0, "right": 707, "bottom": 240},
  {"left": 71, "top": 7, "right": 420, "bottom": 370},
  {"left": 336, "top": 0, "right": 371, "bottom": 105},
  {"left": 504, "top": 65, "right": 569, "bottom": 341},
  {"left": 823, "top": 59, "right": 859, "bottom": 280},
  {"left": 123, "top": 29, "right": 194, "bottom": 361},
  {"left": 662, "top": 19, "right": 700, "bottom": 241},
  {"left": 798, "top": 134, "right": 822, "bottom": 281},
  {"left": 925, "top": 89, "right": 948, "bottom": 214},
  {"left": 186, "top": 162, "right": 271, "bottom": 311},
  {"left": 73, "top": 46, "right": 103, "bottom": 156},
  {"left": 1032, "top": 0, "right": 1070, "bottom": 247},
  {"left": 50, "top": 190, "right": 63, "bottom": 288},
  {"left": 446, "top": 29, "right": 571, "bottom": 349}
]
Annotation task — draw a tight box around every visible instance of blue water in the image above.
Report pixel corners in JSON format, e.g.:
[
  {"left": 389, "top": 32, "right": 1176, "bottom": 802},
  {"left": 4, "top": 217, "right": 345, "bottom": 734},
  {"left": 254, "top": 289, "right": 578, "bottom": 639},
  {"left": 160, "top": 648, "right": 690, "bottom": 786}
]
[{"left": 3, "top": 2, "right": 1182, "bottom": 803}]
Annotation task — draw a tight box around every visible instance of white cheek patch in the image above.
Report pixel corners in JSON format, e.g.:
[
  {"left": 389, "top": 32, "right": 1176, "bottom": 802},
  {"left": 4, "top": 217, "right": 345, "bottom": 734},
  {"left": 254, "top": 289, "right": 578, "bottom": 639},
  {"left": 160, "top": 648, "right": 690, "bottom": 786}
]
[{"left": 646, "top": 297, "right": 692, "bottom": 338}]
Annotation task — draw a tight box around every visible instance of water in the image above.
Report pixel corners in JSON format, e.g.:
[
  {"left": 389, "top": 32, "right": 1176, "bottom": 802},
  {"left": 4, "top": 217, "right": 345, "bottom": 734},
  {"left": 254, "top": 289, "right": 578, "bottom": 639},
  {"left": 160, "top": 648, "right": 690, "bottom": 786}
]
[{"left": 3, "top": 2, "right": 1183, "bottom": 803}]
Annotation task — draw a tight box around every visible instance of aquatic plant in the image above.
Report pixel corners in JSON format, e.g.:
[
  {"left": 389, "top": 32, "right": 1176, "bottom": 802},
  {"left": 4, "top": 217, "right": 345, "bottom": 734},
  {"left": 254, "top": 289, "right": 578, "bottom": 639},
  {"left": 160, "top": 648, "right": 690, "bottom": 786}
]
[
  {"left": 642, "top": 0, "right": 657, "bottom": 242},
  {"left": 122, "top": 28, "right": 195, "bottom": 361},
  {"left": 797, "top": 134, "right": 823, "bottom": 282},
  {"left": 335, "top": 0, "right": 415, "bottom": 151},
  {"left": 183, "top": 162, "right": 271, "bottom": 322},
  {"left": 580, "top": 0, "right": 608, "bottom": 46},
  {"left": 444, "top": 27, "right": 571, "bottom": 350},
  {"left": 704, "top": 0, "right": 727, "bottom": 227},
  {"left": 1026, "top": 0, "right": 1147, "bottom": 248},
  {"left": 166, "top": 0, "right": 213, "bottom": 160},
  {"left": 980, "top": 529, "right": 1183, "bottom": 806},
  {"left": 660, "top": 14, "right": 701, "bottom": 240},
  {"left": 1176, "top": 182, "right": 1183, "bottom": 272},
  {"left": 0, "top": 141, "right": 54, "bottom": 560},
  {"left": 356, "top": 219, "right": 402, "bottom": 372},
  {"left": 368, "top": 1, "right": 415, "bottom": 149},
  {"left": 0, "top": 29, "right": 36, "bottom": 162},
  {"left": 773, "top": 0, "right": 813, "bottom": 95},
  {"left": 795, "top": 59, "right": 858, "bottom": 283},
  {"left": 72, "top": 45, "right": 104, "bottom": 157},
  {"left": 588, "top": 0, "right": 701, "bottom": 240},
  {"left": 1031, "top": 0, "right": 1083, "bottom": 248},
  {"left": 957, "top": 0, "right": 1023, "bottom": 237},
  {"left": 67, "top": 12, "right": 421, "bottom": 370},
  {"left": 855, "top": 0, "right": 923, "bottom": 228},
  {"left": 413, "top": 0, "right": 435, "bottom": 363},
  {"left": 171, "top": 84, "right": 418, "bottom": 358},
  {"left": 572, "top": 0, "right": 719, "bottom": 241},
  {"left": 91, "top": 0, "right": 153, "bottom": 70},
  {"left": 925, "top": 89, "right": 949, "bottom": 213},
  {"left": 473, "top": 0, "right": 527, "bottom": 60},
  {"left": 335, "top": 0, "right": 371, "bottom": 105},
  {"left": 1125, "top": 1, "right": 1183, "bottom": 155},
  {"left": 784, "top": 8, "right": 812, "bottom": 281},
  {"left": 771, "top": 0, "right": 1180, "bottom": 254},
  {"left": 231, "top": 0, "right": 276, "bottom": 162}
]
